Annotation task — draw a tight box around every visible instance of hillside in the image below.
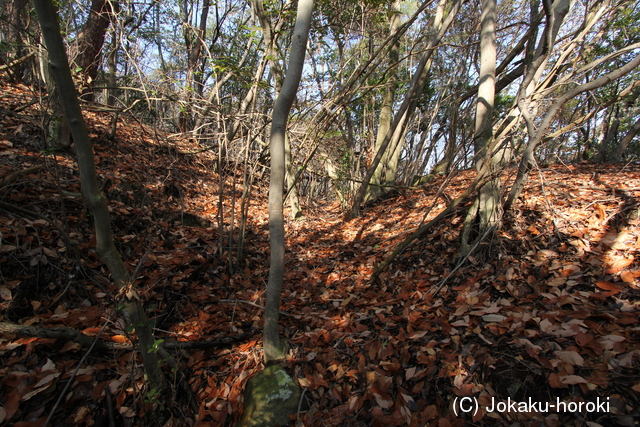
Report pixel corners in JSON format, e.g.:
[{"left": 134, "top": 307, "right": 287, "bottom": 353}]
[{"left": 1, "top": 80, "right": 640, "bottom": 426}]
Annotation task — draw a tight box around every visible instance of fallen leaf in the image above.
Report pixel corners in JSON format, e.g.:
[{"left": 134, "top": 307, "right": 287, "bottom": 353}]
[
  {"left": 405, "top": 366, "right": 417, "bottom": 381},
  {"left": 0, "top": 286, "right": 12, "bottom": 301},
  {"left": 560, "top": 375, "right": 587, "bottom": 385},
  {"left": 41, "top": 359, "right": 56, "bottom": 371},
  {"left": 595, "top": 281, "right": 621, "bottom": 292},
  {"left": 599, "top": 335, "right": 625, "bottom": 350},
  {"left": 554, "top": 350, "right": 584, "bottom": 366},
  {"left": 111, "top": 335, "right": 130, "bottom": 343},
  {"left": 371, "top": 389, "right": 392, "bottom": 409},
  {"left": 33, "top": 372, "right": 60, "bottom": 388},
  {"left": 605, "top": 257, "right": 634, "bottom": 274},
  {"left": 4, "top": 391, "right": 20, "bottom": 420},
  {"left": 82, "top": 327, "right": 103, "bottom": 336},
  {"left": 119, "top": 406, "right": 136, "bottom": 417},
  {"left": 482, "top": 314, "right": 506, "bottom": 322},
  {"left": 409, "top": 331, "right": 428, "bottom": 339}
]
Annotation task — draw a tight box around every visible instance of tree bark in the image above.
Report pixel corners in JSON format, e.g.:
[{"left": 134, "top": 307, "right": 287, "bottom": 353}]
[
  {"left": 73, "top": 0, "right": 118, "bottom": 100},
  {"left": 365, "top": 0, "right": 402, "bottom": 202},
  {"left": 458, "top": 0, "right": 498, "bottom": 260},
  {"left": 612, "top": 116, "right": 640, "bottom": 162},
  {"left": 264, "top": 0, "right": 314, "bottom": 362},
  {"left": 33, "top": 0, "right": 166, "bottom": 391},
  {"left": 505, "top": 51, "right": 640, "bottom": 209},
  {"left": 350, "top": 0, "right": 464, "bottom": 218},
  {"left": 253, "top": 0, "right": 303, "bottom": 219},
  {"left": 2, "top": 0, "right": 30, "bottom": 82}
]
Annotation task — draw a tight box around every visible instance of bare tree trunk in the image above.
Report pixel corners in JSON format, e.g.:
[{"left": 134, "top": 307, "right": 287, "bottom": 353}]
[
  {"left": 106, "top": 30, "right": 119, "bottom": 139},
  {"left": 351, "top": 0, "right": 463, "bottom": 218},
  {"left": 432, "top": 104, "right": 459, "bottom": 174},
  {"left": 612, "top": 116, "right": 640, "bottom": 162},
  {"left": 263, "top": 0, "right": 313, "bottom": 362},
  {"left": 192, "top": 0, "right": 210, "bottom": 98},
  {"left": 33, "top": 0, "right": 166, "bottom": 391},
  {"left": 365, "top": 0, "right": 402, "bottom": 202},
  {"left": 284, "top": 134, "right": 303, "bottom": 218},
  {"left": 595, "top": 116, "right": 619, "bottom": 163},
  {"left": 458, "top": 0, "right": 498, "bottom": 260},
  {"left": 73, "top": 0, "right": 118, "bottom": 100},
  {"left": 252, "top": 0, "right": 304, "bottom": 219},
  {"left": 2, "top": 0, "right": 30, "bottom": 82},
  {"left": 506, "top": 51, "right": 640, "bottom": 209}
]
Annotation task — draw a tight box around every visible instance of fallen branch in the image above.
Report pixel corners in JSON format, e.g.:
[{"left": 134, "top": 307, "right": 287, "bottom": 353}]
[
  {"left": 0, "top": 321, "right": 252, "bottom": 351},
  {"left": 0, "top": 52, "right": 36, "bottom": 73},
  {"left": 0, "top": 165, "right": 45, "bottom": 188},
  {"left": 371, "top": 173, "right": 492, "bottom": 283}
]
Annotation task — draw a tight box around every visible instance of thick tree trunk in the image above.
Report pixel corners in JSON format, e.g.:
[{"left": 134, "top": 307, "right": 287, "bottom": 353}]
[
  {"left": 263, "top": 0, "right": 313, "bottom": 362},
  {"left": 2, "top": 0, "right": 30, "bottom": 82},
  {"left": 612, "top": 116, "right": 640, "bottom": 162},
  {"left": 73, "top": 0, "right": 118, "bottom": 100},
  {"left": 33, "top": 0, "right": 166, "bottom": 391}
]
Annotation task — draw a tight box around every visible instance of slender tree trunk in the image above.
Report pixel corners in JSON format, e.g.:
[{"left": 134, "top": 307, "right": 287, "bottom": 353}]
[
  {"left": 595, "top": 116, "right": 619, "bottom": 163},
  {"left": 252, "top": 0, "right": 303, "bottom": 219},
  {"left": 432, "top": 104, "right": 459, "bottom": 174},
  {"left": 458, "top": 0, "right": 498, "bottom": 259},
  {"left": 284, "top": 134, "right": 303, "bottom": 218},
  {"left": 106, "top": 31, "right": 119, "bottom": 139},
  {"left": 263, "top": 0, "right": 313, "bottom": 362},
  {"left": 33, "top": 0, "right": 166, "bottom": 391},
  {"left": 506, "top": 51, "right": 640, "bottom": 209},
  {"left": 179, "top": 0, "right": 209, "bottom": 132},
  {"left": 192, "top": 0, "right": 210, "bottom": 98},
  {"left": 106, "top": 31, "right": 118, "bottom": 107},
  {"left": 365, "top": 0, "right": 402, "bottom": 202},
  {"left": 351, "top": 0, "right": 463, "bottom": 218}
]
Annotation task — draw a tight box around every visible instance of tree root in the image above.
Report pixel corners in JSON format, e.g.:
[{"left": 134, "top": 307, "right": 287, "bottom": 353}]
[{"left": 0, "top": 321, "right": 252, "bottom": 351}]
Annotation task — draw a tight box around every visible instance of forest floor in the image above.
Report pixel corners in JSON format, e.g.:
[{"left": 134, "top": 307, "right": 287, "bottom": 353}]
[{"left": 1, "top": 80, "right": 640, "bottom": 427}]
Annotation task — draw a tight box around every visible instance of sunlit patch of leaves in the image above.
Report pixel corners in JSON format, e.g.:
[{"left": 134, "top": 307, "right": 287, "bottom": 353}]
[{"left": 1, "top": 81, "right": 639, "bottom": 426}]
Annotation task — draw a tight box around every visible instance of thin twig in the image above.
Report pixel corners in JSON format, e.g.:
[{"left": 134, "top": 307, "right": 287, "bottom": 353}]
[
  {"left": 427, "top": 222, "right": 496, "bottom": 299},
  {"left": 296, "top": 387, "right": 308, "bottom": 426},
  {"left": 45, "top": 310, "right": 118, "bottom": 426},
  {"left": 218, "top": 299, "right": 294, "bottom": 318},
  {"left": 104, "top": 385, "right": 116, "bottom": 427}
]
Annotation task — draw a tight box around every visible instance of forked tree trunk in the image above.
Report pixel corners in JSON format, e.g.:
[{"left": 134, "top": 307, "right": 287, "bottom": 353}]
[
  {"left": 505, "top": 51, "right": 640, "bottom": 209},
  {"left": 612, "top": 116, "right": 640, "bottom": 162},
  {"left": 263, "top": 0, "right": 314, "bottom": 362},
  {"left": 351, "top": 0, "right": 463, "bottom": 218},
  {"left": 33, "top": 0, "right": 166, "bottom": 391}
]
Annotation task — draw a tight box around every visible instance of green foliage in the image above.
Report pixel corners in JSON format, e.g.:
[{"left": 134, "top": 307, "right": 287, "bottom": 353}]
[
  {"left": 494, "top": 93, "right": 515, "bottom": 117},
  {"left": 150, "top": 339, "right": 164, "bottom": 354}
]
